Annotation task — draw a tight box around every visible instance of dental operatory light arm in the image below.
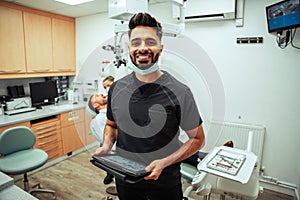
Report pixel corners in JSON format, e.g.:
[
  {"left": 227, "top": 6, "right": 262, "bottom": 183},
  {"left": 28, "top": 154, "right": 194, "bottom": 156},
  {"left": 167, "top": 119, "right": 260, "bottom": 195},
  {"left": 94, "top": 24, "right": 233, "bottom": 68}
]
[{"left": 54, "top": 95, "right": 65, "bottom": 104}]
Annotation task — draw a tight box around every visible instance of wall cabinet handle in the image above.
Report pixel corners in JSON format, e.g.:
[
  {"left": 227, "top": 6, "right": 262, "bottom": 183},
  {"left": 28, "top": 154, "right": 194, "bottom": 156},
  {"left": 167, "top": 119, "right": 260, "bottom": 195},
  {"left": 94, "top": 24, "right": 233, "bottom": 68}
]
[
  {"left": 0, "top": 69, "right": 22, "bottom": 73},
  {"left": 32, "top": 68, "right": 50, "bottom": 72},
  {"left": 57, "top": 68, "right": 71, "bottom": 71}
]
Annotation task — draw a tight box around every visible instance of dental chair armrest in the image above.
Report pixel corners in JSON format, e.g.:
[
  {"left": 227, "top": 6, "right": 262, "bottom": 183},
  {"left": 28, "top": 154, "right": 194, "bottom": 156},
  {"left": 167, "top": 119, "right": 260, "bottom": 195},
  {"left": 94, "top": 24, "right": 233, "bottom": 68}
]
[{"left": 181, "top": 163, "right": 198, "bottom": 182}]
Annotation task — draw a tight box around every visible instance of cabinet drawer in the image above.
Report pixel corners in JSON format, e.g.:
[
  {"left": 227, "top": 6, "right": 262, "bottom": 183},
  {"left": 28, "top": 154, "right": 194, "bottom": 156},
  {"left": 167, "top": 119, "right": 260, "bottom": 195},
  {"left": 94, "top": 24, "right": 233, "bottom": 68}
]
[
  {"left": 44, "top": 141, "right": 63, "bottom": 161},
  {"left": 35, "top": 130, "right": 61, "bottom": 145},
  {"left": 34, "top": 133, "right": 60, "bottom": 148},
  {"left": 31, "top": 117, "right": 62, "bottom": 160},
  {"left": 32, "top": 121, "right": 60, "bottom": 134},
  {"left": 61, "top": 109, "right": 84, "bottom": 127}
]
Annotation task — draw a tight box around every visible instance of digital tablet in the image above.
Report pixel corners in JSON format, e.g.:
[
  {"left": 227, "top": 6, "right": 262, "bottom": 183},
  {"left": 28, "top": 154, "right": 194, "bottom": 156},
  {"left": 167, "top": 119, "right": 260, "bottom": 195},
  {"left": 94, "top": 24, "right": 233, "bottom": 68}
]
[{"left": 91, "top": 154, "right": 151, "bottom": 183}]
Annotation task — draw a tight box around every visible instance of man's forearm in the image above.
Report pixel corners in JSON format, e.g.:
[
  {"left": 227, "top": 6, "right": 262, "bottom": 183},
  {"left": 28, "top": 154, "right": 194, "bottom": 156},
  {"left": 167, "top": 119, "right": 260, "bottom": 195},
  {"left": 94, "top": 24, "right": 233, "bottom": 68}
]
[
  {"left": 102, "top": 123, "right": 117, "bottom": 151},
  {"left": 161, "top": 125, "right": 205, "bottom": 168}
]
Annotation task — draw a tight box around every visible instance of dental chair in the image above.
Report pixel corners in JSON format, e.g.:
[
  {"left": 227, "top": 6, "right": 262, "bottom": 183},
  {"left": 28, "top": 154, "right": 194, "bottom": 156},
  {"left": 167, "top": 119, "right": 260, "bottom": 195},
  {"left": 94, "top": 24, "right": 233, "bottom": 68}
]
[
  {"left": 0, "top": 126, "right": 56, "bottom": 199},
  {"left": 86, "top": 104, "right": 118, "bottom": 196},
  {"left": 181, "top": 132, "right": 263, "bottom": 200}
]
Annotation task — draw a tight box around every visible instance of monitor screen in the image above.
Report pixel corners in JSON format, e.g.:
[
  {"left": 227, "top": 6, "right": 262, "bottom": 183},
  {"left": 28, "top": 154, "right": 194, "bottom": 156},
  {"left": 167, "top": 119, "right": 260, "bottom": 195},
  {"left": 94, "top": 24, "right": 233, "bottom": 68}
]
[
  {"left": 29, "top": 80, "right": 58, "bottom": 108},
  {"left": 266, "top": 0, "right": 300, "bottom": 33}
]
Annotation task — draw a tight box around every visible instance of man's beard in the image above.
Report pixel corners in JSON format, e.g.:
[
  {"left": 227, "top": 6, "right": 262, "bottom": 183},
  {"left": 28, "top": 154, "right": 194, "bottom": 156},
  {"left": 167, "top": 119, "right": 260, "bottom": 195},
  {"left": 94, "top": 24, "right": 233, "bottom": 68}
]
[{"left": 131, "top": 50, "right": 160, "bottom": 70}]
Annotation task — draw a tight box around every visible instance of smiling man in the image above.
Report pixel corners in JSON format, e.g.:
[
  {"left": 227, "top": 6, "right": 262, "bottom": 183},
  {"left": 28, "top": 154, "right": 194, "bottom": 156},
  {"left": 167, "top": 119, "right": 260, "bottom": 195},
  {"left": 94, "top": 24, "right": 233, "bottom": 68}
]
[{"left": 93, "top": 12, "right": 205, "bottom": 200}]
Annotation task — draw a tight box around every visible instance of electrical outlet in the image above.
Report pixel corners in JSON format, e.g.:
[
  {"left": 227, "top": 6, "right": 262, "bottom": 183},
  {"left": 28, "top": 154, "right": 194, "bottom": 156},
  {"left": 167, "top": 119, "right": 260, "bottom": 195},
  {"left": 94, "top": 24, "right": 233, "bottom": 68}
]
[{"left": 236, "top": 37, "right": 263, "bottom": 44}]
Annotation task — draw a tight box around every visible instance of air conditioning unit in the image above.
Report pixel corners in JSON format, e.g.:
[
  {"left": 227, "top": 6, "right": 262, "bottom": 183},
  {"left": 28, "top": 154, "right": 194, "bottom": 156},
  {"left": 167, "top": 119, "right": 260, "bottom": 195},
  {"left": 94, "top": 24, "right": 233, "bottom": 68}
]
[
  {"left": 173, "top": 0, "right": 236, "bottom": 22},
  {"left": 109, "top": 0, "right": 148, "bottom": 21}
]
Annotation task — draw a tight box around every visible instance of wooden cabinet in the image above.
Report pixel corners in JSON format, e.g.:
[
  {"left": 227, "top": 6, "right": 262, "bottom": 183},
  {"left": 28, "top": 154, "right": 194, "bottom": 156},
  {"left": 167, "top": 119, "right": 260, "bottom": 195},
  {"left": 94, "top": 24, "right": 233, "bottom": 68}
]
[
  {"left": 52, "top": 18, "right": 76, "bottom": 72},
  {"left": 23, "top": 12, "right": 53, "bottom": 73},
  {"left": 0, "top": 6, "right": 26, "bottom": 74},
  {"left": 0, "top": 107, "right": 94, "bottom": 159},
  {"left": 61, "top": 109, "right": 85, "bottom": 154},
  {"left": 31, "top": 116, "right": 63, "bottom": 161},
  {"left": 0, "top": 121, "right": 30, "bottom": 135},
  {"left": 84, "top": 111, "right": 96, "bottom": 145},
  {"left": 0, "top": 2, "right": 76, "bottom": 79}
]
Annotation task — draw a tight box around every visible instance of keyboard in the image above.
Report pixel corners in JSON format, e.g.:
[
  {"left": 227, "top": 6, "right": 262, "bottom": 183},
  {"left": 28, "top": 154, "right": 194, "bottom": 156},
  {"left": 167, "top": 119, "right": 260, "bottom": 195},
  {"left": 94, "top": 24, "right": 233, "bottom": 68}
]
[
  {"left": 103, "top": 155, "right": 146, "bottom": 172},
  {"left": 5, "top": 107, "right": 37, "bottom": 115}
]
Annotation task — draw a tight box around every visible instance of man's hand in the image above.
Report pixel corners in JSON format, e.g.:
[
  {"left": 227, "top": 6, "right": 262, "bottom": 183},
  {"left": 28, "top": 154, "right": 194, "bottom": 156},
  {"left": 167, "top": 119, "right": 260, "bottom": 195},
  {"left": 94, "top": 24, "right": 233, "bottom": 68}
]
[
  {"left": 93, "top": 146, "right": 110, "bottom": 156},
  {"left": 144, "top": 159, "right": 166, "bottom": 180}
]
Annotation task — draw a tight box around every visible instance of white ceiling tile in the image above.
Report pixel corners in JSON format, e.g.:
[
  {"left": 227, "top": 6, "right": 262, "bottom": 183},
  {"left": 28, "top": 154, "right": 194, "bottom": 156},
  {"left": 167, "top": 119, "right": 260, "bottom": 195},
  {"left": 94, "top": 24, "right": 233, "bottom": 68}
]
[
  {"left": 50, "top": 6, "right": 97, "bottom": 17},
  {"left": 76, "top": 0, "right": 108, "bottom": 13},
  {"left": 5, "top": 0, "right": 169, "bottom": 18},
  {"left": 14, "top": 0, "right": 67, "bottom": 11}
]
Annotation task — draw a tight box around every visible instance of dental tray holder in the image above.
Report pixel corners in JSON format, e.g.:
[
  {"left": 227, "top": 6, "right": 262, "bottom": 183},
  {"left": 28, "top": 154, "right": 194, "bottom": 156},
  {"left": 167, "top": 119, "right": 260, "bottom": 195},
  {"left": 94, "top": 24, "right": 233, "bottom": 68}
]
[{"left": 198, "top": 146, "right": 257, "bottom": 184}]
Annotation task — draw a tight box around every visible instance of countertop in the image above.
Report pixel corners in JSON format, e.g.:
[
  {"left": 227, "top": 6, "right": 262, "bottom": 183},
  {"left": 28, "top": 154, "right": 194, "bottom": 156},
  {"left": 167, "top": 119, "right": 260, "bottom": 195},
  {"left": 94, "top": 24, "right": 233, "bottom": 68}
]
[
  {"left": 0, "top": 172, "right": 38, "bottom": 200},
  {"left": 0, "top": 101, "right": 87, "bottom": 127}
]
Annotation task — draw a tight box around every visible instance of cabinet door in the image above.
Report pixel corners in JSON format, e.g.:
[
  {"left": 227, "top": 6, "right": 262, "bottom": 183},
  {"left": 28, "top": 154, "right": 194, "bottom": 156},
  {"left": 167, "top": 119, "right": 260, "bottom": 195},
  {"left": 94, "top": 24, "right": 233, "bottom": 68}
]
[
  {"left": 61, "top": 122, "right": 85, "bottom": 154},
  {"left": 85, "top": 111, "right": 96, "bottom": 145},
  {"left": 61, "top": 109, "right": 85, "bottom": 154},
  {"left": 23, "top": 12, "right": 53, "bottom": 73},
  {"left": 52, "top": 18, "right": 75, "bottom": 73},
  {"left": 0, "top": 6, "right": 26, "bottom": 74}
]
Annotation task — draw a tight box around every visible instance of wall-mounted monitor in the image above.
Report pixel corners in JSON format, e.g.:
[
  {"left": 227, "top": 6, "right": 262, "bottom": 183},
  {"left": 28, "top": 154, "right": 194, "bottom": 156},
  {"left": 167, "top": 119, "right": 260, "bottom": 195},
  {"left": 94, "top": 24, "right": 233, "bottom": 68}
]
[
  {"left": 29, "top": 80, "right": 58, "bottom": 108},
  {"left": 266, "top": 0, "right": 300, "bottom": 33}
]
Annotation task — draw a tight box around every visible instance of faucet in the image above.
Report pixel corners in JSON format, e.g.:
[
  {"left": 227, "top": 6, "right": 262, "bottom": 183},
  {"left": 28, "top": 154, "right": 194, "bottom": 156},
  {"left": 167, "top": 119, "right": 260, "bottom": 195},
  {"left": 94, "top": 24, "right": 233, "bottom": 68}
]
[{"left": 54, "top": 95, "right": 65, "bottom": 105}]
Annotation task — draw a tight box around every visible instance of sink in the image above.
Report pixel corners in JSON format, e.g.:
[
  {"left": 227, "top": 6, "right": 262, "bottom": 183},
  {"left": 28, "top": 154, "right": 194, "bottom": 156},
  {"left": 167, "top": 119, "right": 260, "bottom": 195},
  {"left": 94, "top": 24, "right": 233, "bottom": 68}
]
[{"left": 49, "top": 104, "right": 74, "bottom": 110}]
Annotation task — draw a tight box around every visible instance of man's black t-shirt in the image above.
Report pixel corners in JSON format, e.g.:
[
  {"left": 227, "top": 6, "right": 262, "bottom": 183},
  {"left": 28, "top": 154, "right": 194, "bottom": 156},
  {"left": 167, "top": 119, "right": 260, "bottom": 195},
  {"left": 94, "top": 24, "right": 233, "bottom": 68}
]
[{"left": 107, "top": 71, "right": 202, "bottom": 188}]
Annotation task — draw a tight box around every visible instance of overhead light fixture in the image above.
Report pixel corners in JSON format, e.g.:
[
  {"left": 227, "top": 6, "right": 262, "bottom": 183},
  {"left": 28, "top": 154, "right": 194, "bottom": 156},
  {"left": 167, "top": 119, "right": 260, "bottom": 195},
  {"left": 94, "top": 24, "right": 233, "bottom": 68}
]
[{"left": 55, "top": 0, "right": 94, "bottom": 5}]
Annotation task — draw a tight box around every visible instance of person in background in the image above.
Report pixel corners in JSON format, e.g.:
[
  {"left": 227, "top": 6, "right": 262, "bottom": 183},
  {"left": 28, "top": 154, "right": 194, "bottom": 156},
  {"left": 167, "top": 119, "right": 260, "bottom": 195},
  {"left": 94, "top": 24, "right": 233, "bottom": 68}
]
[
  {"left": 88, "top": 75, "right": 114, "bottom": 114},
  {"left": 102, "top": 75, "right": 114, "bottom": 91},
  {"left": 93, "top": 12, "right": 205, "bottom": 200},
  {"left": 88, "top": 76, "right": 115, "bottom": 185},
  {"left": 88, "top": 93, "right": 107, "bottom": 114}
]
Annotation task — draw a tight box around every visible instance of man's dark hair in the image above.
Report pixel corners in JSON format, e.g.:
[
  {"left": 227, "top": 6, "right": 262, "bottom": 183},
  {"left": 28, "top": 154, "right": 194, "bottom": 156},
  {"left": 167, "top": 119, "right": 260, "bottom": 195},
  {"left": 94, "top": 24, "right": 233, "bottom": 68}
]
[{"left": 128, "top": 12, "right": 162, "bottom": 40}]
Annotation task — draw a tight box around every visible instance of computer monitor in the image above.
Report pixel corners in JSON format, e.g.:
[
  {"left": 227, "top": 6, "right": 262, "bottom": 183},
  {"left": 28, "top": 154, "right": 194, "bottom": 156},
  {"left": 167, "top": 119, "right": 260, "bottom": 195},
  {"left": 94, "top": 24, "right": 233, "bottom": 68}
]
[
  {"left": 29, "top": 80, "right": 58, "bottom": 108},
  {"left": 266, "top": 0, "right": 300, "bottom": 33}
]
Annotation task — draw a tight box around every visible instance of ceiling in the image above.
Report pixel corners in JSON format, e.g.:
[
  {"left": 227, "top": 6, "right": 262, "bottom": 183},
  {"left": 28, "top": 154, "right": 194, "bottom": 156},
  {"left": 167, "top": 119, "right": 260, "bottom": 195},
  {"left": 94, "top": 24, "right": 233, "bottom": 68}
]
[{"left": 5, "top": 0, "right": 169, "bottom": 18}]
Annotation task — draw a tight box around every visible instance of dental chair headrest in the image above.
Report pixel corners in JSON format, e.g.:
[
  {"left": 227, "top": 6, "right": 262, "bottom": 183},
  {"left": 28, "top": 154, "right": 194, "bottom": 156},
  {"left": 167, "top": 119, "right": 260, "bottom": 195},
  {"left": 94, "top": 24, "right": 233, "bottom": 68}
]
[{"left": 86, "top": 103, "right": 97, "bottom": 118}]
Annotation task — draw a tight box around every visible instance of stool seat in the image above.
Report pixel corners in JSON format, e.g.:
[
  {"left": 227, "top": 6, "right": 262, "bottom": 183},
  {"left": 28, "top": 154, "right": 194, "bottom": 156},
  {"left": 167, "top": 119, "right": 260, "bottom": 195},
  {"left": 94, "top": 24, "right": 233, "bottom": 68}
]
[{"left": 0, "top": 148, "right": 48, "bottom": 175}]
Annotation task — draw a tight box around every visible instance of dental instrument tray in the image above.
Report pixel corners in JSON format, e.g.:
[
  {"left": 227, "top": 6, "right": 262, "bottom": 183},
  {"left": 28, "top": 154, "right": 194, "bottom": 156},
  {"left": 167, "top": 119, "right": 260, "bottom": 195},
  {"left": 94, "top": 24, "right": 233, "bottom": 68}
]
[
  {"left": 206, "top": 149, "right": 246, "bottom": 175},
  {"left": 91, "top": 154, "right": 150, "bottom": 184}
]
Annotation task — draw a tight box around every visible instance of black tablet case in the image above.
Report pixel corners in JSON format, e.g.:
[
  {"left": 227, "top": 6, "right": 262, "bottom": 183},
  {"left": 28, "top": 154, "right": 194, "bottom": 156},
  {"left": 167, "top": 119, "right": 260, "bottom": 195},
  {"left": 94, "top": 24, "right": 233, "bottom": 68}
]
[{"left": 91, "top": 154, "right": 150, "bottom": 184}]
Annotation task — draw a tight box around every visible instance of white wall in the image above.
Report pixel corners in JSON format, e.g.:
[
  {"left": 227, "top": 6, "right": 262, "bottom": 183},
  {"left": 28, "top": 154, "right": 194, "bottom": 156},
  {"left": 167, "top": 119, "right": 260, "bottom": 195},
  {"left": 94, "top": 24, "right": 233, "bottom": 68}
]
[{"left": 76, "top": 0, "right": 300, "bottom": 191}]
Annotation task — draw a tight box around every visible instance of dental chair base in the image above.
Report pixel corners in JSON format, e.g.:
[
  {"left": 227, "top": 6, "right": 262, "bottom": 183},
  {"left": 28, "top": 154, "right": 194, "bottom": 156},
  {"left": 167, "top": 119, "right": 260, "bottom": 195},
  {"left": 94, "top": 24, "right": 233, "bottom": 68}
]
[
  {"left": 184, "top": 171, "right": 262, "bottom": 200},
  {"left": 215, "top": 174, "right": 262, "bottom": 200},
  {"left": 202, "top": 173, "right": 261, "bottom": 200}
]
